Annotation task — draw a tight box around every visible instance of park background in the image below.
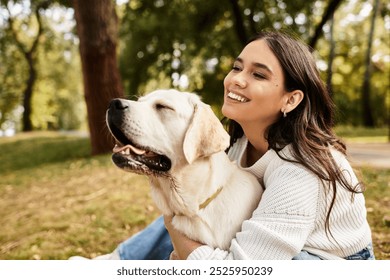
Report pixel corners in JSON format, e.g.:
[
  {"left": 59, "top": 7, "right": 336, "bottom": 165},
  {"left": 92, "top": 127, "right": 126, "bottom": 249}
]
[{"left": 0, "top": 0, "right": 389, "bottom": 259}]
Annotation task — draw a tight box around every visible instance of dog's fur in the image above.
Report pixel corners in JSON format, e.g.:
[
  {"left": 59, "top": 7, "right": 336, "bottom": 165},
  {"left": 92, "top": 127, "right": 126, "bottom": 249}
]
[{"left": 106, "top": 89, "right": 262, "bottom": 250}]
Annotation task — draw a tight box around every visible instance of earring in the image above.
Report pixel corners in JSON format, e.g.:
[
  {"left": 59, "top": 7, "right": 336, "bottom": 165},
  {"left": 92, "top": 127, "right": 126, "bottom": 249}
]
[{"left": 282, "top": 109, "right": 287, "bottom": 118}]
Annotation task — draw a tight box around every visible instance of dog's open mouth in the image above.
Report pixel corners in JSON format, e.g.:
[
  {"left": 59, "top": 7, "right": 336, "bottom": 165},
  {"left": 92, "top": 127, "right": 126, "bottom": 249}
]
[{"left": 109, "top": 125, "right": 171, "bottom": 173}]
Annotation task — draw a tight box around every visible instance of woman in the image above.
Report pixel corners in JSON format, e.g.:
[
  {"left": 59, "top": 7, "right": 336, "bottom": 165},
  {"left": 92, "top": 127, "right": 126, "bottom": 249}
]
[
  {"left": 164, "top": 31, "right": 374, "bottom": 260},
  {"left": 76, "top": 31, "right": 374, "bottom": 260}
]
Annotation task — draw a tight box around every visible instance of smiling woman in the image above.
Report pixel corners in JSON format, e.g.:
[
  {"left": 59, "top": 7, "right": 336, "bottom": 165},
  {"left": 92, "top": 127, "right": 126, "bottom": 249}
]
[
  {"left": 162, "top": 31, "right": 374, "bottom": 261},
  {"left": 222, "top": 38, "right": 304, "bottom": 158}
]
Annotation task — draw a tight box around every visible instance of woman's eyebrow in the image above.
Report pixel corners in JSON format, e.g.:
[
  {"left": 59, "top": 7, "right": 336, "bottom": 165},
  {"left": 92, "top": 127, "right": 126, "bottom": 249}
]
[{"left": 235, "top": 57, "right": 273, "bottom": 74}]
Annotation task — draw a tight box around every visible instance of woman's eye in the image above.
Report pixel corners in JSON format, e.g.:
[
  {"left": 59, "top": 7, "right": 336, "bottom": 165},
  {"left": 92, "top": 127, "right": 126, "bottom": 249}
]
[
  {"left": 232, "top": 65, "right": 241, "bottom": 71},
  {"left": 253, "top": 72, "right": 266, "bottom": 79}
]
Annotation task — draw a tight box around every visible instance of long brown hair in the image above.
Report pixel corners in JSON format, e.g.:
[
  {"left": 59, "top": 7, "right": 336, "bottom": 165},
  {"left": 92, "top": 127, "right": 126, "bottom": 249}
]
[{"left": 225, "top": 30, "right": 363, "bottom": 241}]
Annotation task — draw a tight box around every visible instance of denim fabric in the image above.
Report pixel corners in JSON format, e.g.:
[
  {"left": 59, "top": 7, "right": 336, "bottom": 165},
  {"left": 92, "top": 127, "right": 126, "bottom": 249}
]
[
  {"left": 118, "top": 216, "right": 173, "bottom": 260},
  {"left": 117, "top": 216, "right": 375, "bottom": 260},
  {"left": 287, "top": 244, "right": 376, "bottom": 260},
  {"left": 345, "top": 243, "right": 375, "bottom": 260},
  {"left": 292, "top": 250, "right": 322, "bottom": 260}
]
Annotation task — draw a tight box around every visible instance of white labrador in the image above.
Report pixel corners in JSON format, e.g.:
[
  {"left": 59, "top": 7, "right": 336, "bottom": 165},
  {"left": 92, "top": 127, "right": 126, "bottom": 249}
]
[{"left": 106, "top": 89, "right": 262, "bottom": 250}]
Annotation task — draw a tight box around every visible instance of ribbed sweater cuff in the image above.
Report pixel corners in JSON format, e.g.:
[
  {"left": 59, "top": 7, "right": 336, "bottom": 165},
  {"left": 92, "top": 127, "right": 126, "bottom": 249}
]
[{"left": 187, "top": 246, "right": 215, "bottom": 260}]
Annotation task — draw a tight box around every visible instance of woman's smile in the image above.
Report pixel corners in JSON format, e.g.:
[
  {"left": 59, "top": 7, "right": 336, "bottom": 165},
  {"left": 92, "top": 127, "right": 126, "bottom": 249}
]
[{"left": 226, "top": 91, "right": 250, "bottom": 103}]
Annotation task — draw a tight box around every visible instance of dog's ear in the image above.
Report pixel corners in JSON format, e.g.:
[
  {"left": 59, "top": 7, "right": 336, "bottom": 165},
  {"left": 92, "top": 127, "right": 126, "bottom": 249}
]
[{"left": 183, "top": 104, "right": 230, "bottom": 164}]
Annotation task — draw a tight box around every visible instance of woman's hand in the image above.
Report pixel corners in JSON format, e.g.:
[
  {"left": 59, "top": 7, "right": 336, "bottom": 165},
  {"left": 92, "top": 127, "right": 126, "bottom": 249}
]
[
  {"left": 169, "top": 251, "right": 180, "bottom": 260},
  {"left": 164, "top": 215, "right": 203, "bottom": 260}
]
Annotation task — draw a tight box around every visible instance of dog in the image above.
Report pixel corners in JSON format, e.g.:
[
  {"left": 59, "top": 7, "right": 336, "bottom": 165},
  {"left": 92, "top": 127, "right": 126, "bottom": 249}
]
[{"left": 106, "top": 89, "right": 263, "bottom": 250}]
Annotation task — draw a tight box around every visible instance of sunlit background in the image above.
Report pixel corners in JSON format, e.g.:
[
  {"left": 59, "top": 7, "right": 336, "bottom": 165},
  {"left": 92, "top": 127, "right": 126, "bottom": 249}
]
[{"left": 0, "top": 0, "right": 389, "bottom": 138}]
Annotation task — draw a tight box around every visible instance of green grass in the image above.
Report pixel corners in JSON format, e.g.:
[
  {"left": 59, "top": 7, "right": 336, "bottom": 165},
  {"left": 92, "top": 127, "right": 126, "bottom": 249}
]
[
  {"left": 0, "top": 132, "right": 160, "bottom": 260},
  {"left": 0, "top": 130, "right": 389, "bottom": 260},
  {"left": 360, "top": 167, "right": 390, "bottom": 260},
  {"left": 335, "top": 125, "right": 389, "bottom": 143},
  {"left": 0, "top": 132, "right": 91, "bottom": 173}
]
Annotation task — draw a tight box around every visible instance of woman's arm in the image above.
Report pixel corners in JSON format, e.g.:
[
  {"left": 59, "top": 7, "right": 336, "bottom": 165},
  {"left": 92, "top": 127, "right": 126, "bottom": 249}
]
[{"left": 164, "top": 215, "right": 203, "bottom": 259}]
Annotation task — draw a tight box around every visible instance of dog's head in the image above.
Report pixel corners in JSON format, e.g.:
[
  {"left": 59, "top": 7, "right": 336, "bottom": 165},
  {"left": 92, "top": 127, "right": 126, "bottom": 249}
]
[{"left": 106, "top": 89, "right": 230, "bottom": 176}]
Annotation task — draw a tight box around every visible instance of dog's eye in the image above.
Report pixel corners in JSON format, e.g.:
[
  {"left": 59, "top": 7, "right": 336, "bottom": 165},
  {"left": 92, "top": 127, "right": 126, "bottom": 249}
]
[{"left": 155, "top": 103, "right": 174, "bottom": 111}]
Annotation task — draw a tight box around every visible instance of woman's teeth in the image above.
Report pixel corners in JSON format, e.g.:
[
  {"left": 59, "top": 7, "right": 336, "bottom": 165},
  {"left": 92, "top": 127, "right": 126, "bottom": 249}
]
[{"left": 227, "top": 92, "right": 249, "bottom": 103}]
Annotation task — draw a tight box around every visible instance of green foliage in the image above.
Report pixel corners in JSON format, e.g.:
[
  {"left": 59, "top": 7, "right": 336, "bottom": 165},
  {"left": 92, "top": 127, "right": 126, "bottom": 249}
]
[
  {"left": 117, "top": 0, "right": 389, "bottom": 126},
  {"left": 118, "top": 0, "right": 231, "bottom": 101},
  {"left": 0, "top": 0, "right": 389, "bottom": 132},
  {"left": 31, "top": 24, "right": 85, "bottom": 130},
  {"left": 0, "top": 22, "right": 26, "bottom": 129},
  {"left": 117, "top": 0, "right": 325, "bottom": 104},
  {"left": 316, "top": 1, "right": 389, "bottom": 126},
  {"left": 0, "top": 1, "right": 84, "bottom": 132}
]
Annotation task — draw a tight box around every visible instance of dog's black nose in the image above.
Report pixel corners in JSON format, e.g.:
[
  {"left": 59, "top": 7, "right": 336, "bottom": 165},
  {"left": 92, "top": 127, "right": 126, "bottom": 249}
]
[{"left": 109, "top": 99, "right": 128, "bottom": 110}]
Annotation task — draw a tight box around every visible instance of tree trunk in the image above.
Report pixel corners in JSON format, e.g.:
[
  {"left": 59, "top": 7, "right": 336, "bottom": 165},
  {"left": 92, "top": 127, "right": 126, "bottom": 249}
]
[
  {"left": 362, "top": 0, "right": 380, "bottom": 127},
  {"left": 309, "top": 0, "right": 342, "bottom": 48},
  {"left": 6, "top": 2, "right": 47, "bottom": 131},
  {"left": 229, "top": 0, "right": 249, "bottom": 46},
  {"left": 73, "top": 0, "right": 124, "bottom": 155},
  {"left": 326, "top": 13, "right": 335, "bottom": 98},
  {"left": 22, "top": 53, "right": 36, "bottom": 131}
]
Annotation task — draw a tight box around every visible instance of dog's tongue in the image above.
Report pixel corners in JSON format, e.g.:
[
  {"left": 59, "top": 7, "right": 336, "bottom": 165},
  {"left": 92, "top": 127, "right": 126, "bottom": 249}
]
[{"left": 113, "top": 144, "right": 146, "bottom": 155}]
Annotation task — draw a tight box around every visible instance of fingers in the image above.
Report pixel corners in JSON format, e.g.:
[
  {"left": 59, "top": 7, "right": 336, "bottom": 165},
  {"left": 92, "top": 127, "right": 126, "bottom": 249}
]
[{"left": 169, "top": 251, "right": 179, "bottom": 260}]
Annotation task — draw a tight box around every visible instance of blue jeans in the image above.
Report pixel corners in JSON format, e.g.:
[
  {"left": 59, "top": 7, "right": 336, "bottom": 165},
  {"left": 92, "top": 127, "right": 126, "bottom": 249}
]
[
  {"left": 118, "top": 216, "right": 173, "bottom": 260},
  {"left": 345, "top": 243, "right": 375, "bottom": 260},
  {"left": 117, "top": 216, "right": 375, "bottom": 260}
]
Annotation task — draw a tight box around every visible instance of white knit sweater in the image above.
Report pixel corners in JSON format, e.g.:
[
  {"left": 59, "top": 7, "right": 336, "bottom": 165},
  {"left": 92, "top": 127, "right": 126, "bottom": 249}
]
[{"left": 188, "top": 136, "right": 372, "bottom": 260}]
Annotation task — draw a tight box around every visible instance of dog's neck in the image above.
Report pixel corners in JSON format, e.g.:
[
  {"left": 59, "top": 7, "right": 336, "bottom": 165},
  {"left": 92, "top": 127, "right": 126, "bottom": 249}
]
[
  {"left": 198, "top": 186, "right": 223, "bottom": 210},
  {"left": 166, "top": 177, "right": 224, "bottom": 216},
  {"left": 150, "top": 152, "right": 230, "bottom": 217}
]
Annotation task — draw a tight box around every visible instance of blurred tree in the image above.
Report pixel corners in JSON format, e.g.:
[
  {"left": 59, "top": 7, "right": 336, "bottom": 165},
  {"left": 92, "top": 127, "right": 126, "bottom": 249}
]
[
  {"left": 32, "top": 15, "right": 85, "bottom": 131},
  {"left": 0, "top": 0, "right": 85, "bottom": 133},
  {"left": 72, "top": 0, "right": 124, "bottom": 155},
  {"left": 2, "top": 0, "right": 50, "bottom": 131},
  {"left": 0, "top": 15, "right": 24, "bottom": 132},
  {"left": 309, "top": 0, "right": 342, "bottom": 48},
  {"left": 361, "top": 0, "right": 380, "bottom": 127},
  {"left": 326, "top": 13, "right": 335, "bottom": 97},
  {"left": 319, "top": 0, "right": 389, "bottom": 127}
]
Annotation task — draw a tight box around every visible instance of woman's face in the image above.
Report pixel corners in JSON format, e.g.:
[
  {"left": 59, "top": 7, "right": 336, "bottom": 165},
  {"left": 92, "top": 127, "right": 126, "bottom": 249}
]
[{"left": 222, "top": 39, "right": 288, "bottom": 129}]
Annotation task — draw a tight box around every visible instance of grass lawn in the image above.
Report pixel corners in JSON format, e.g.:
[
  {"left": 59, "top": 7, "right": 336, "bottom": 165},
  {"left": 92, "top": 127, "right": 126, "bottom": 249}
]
[{"left": 0, "top": 131, "right": 389, "bottom": 260}]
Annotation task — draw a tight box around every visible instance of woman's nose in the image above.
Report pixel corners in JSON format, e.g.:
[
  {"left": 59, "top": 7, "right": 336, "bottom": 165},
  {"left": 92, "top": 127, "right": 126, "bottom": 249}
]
[{"left": 231, "top": 72, "right": 247, "bottom": 88}]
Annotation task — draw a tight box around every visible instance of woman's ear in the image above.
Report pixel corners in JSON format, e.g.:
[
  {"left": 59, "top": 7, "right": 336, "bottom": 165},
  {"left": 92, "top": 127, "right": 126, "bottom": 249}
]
[{"left": 284, "top": 90, "right": 304, "bottom": 114}]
